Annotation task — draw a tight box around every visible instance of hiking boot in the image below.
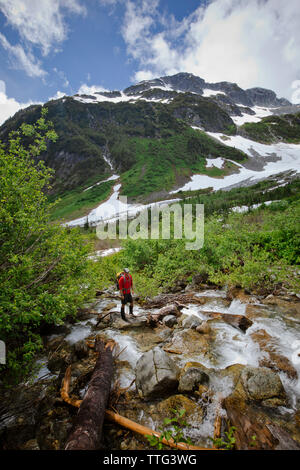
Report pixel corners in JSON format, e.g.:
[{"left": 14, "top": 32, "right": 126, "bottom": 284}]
[
  {"left": 121, "top": 308, "right": 128, "bottom": 322},
  {"left": 129, "top": 305, "right": 134, "bottom": 316}
]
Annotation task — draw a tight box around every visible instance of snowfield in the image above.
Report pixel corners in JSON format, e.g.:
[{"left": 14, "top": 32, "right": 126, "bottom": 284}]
[
  {"left": 171, "top": 132, "right": 300, "bottom": 193},
  {"left": 67, "top": 182, "right": 181, "bottom": 227}
]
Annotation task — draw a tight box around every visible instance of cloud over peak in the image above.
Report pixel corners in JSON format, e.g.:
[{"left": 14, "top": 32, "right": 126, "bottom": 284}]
[{"left": 121, "top": 0, "right": 300, "bottom": 102}]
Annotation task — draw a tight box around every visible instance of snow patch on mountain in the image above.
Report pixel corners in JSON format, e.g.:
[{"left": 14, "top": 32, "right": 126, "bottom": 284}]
[{"left": 171, "top": 133, "right": 300, "bottom": 193}]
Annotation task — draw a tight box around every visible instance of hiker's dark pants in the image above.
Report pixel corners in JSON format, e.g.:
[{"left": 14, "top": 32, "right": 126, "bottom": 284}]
[{"left": 121, "top": 293, "right": 133, "bottom": 319}]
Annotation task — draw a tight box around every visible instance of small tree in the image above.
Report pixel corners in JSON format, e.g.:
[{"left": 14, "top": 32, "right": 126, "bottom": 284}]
[{"left": 0, "top": 108, "right": 98, "bottom": 383}]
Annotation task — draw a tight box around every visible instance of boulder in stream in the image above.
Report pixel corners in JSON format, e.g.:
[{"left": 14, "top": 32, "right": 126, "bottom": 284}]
[
  {"left": 178, "top": 362, "right": 210, "bottom": 393},
  {"left": 162, "top": 315, "right": 178, "bottom": 328},
  {"left": 135, "top": 347, "right": 179, "bottom": 398},
  {"left": 224, "top": 366, "right": 299, "bottom": 450}
]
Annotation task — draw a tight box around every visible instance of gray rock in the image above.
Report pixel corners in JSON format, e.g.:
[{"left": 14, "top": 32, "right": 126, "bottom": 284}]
[
  {"left": 135, "top": 347, "right": 179, "bottom": 398},
  {"left": 241, "top": 366, "right": 287, "bottom": 406},
  {"left": 178, "top": 367, "right": 209, "bottom": 393},
  {"left": 196, "top": 321, "right": 211, "bottom": 335},
  {"left": 163, "top": 315, "right": 178, "bottom": 328},
  {"left": 182, "top": 314, "right": 202, "bottom": 329}
]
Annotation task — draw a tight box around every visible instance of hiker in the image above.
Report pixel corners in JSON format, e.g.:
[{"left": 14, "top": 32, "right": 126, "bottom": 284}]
[{"left": 118, "top": 268, "right": 134, "bottom": 322}]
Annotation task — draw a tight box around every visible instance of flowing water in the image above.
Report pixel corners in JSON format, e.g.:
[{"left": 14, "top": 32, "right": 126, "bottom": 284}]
[{"left": 29, "top": 288, "right": 300, "bottom": 447}]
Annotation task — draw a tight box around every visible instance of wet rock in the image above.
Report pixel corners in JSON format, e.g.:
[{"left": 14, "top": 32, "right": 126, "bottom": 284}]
[
  {"left": 245, "top": 304, "right": 273, "bottom": 320},
  {"left": 241, "top": 366, "right": 287, "bottom": 406},
  {"left": 195, "top": 321, "right": 212, "bottom": 335},
  {"left": 74, "top": 340, "right": 90, "bottom": 360},
  {"left": 155, "top": 394, "right": 204, "bottom": 426},
  {"left": 182, "top": 314, "right": 202, "bottom": 329},
  {"left": 251, "top": 329, "right": 298, "bottom": 380},
  {"left": 163, "top": 315, "right": 178, "bottom": 328},
  {"left": 178, "top": 363, "right": 210, "bottom": 393},
  {"left": 47, "top": 342, "right": 75, "bottom": 373},
  {"left": 203, "top": 311, "right": 253, "bottom": 332},
  {"left": 135, "top": 347, "right": 179, "bottom": 398},
  {"left": 163, "top": 329, "right": 213, "bottom": 359},
  {"left": 262, "top": 295, "right": 300, "bottom": 316},
  {"left": 19, "top": 439, "right": 40, "bottom": 450},
  {"left": 226, "top": 287, "right": 257, "bottom": 303},
  {"left": 223, "top": 365, "right": 300, "bottom": 449},
  {"left": 130, "top": 324, "right": 171, "bottom": 352},
  {"left": 219, "top": 363, "right": 245, "bottom": 387},
  {"left": 37, "top": 407, "right": 74, "bottom": 450}
]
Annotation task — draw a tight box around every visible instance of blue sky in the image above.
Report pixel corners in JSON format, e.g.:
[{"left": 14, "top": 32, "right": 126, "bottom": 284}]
[{"left": 0, "top": 0, "right": 300, "bottom": 124}]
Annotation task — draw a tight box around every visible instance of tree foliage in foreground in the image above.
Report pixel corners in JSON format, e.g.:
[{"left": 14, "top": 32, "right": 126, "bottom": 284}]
[{"left": 0, "top": 109, "right": 98, "bottom": 383}]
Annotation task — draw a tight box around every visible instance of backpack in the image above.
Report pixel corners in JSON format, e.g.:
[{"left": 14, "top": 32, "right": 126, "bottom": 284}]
[{"left": 116, "top": 271, "right": 124, "bottom": 290}]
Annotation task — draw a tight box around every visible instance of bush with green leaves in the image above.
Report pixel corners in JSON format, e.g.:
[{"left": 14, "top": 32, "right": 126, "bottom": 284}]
[
  {"left": 0, "top": 109, "right": 98, "bottom": 384},
  {"left": 146, "top": 408, "right": 194, "bottom": 450},
  {"left": 210, "top": 426, "right": 236, "bottom": 450},
  {"left": 118, "top": 198, "right": 300, "bottom": 298}
]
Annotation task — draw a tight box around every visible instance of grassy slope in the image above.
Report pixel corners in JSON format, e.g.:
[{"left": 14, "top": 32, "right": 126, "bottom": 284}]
[
  {"left": 240, "top": 112, "right": 300, "bottom": 144},
  {"left": 49, "top": 178, "right": 116, "bottom": 221},
  {"left": 120, "top": 128, "right": 247, "bottom": 198}
]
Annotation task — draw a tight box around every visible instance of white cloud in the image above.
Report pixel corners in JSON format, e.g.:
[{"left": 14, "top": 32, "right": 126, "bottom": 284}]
[
  {"left": 53, "top": 67, "right": 69, "bottom": 87},
  {"left": 0, "top": 0, "right": 86, "bottom": 56},
  {"left": 0, "top": 80, "right": 40, "bottom": 125},
  {"left": 77, "top": 83, "right": 108, "bottom": 95},
  {"left": 121, "top": 0, "right": 300, "bottom": 102},
  {"left": 48, "top": 90, "right": 66, "bottom": 101},
  {"left": 0, "top": 33, "right": 46, "bottom": 77}
]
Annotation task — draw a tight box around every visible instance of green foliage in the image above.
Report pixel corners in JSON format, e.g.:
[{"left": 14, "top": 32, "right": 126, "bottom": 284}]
[
  {"left": 119, "top": 196, "right": 300, "bottom": 297},
  {"left": 210, "top": 426, "right": 236, "bottom": 450},
  {"left": 241, "top": 112, "right": 300, "bottom": 144},
  {"left": 120, "top": 128, "right": 246, "bottom": 198},
  {"left": 146, "top": 408, "right": 194, "bottom": 450},
  {"left": 180, "top": 178, "right": 300, "bottom": 216},
  {"left": 49, "top": 177, "right": 115, "bottom": 221},
  {"left": 0, "top": 109, "right": 98, "bottom": 383},
  {"left": 0, "top": 96, "right": 241, "bottom": 197}
]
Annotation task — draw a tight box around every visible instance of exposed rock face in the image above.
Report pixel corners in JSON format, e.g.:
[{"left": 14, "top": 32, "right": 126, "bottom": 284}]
[
  {"left": 95, "top": 91, "right": 122, "bottom": 98},
  {"left": 161, "top": 72, "right": 206, "bottom": 94},
  {"left": 135, "top": 347, "right": 179, "bottom": 398},
  {"left": 207, "top": 81, "right": 253, "bottom": 106},
  {"left": 245, "top": 87, "right": 291, "bottom": 107}
]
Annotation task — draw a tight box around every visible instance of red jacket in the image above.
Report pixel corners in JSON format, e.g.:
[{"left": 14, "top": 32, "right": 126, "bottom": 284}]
[{"left": 119, "top": 273, "right": 133, "bottom": 294}]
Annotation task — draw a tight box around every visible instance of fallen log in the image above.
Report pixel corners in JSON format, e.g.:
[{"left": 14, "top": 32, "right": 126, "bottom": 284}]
[
  {"left": 203, "top": 312, "right": 253, "bottom": 332},
  {"left": 147, "top": 301, "right": 186, "bottom": 327},
  {"left": 64, "top": 339, "right": 115, "bottom": 450},
  {"left": 143, "top": 293, "right": 207, "bottom": 309},
  {"left": 61, "top": 364, "right": 216, "bottom": 451},
  {"left": 224, "top": 400, "right": 300, "bottom": 450},
  {"left": 105, "top": 410, "right": 215, "bottom": 451}
]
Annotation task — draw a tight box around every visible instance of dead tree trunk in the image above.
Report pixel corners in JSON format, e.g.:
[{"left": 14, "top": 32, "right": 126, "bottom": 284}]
[
  {"left": 147, "top": 301, "right": 186, "bottom": 327},
  {"left": 64, "top": 339, "right": 115, "bottom": 450}
]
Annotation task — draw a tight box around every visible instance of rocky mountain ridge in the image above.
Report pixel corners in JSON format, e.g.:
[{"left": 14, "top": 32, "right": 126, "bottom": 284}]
[{"left": 0, "top": 73, "right": 299, "bottom": 216}]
